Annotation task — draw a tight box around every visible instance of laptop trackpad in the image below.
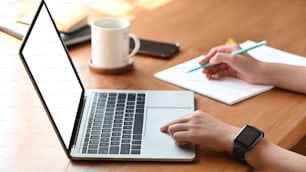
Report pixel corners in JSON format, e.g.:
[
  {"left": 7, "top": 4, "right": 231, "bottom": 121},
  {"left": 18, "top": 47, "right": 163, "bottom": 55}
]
[{"left": 141, "top": 107, "right": 195, "bottom": 158}]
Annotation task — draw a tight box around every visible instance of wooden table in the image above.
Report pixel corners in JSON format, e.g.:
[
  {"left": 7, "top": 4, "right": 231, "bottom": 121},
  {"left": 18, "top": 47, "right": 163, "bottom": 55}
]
[{"left": 0, "top": 0, "right": 305, "bottom": 171}]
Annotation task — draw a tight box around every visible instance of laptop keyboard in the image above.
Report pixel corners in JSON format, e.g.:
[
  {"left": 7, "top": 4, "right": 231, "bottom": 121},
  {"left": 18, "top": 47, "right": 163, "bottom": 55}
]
[{"left": 82, "top": 92, "right": 146, "bottom": 155}]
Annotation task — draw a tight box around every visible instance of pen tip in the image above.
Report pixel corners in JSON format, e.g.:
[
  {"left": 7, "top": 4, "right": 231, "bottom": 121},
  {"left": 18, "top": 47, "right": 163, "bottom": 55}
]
[{"left": 261, "top": 40, "right": 267, "bottom": 45}]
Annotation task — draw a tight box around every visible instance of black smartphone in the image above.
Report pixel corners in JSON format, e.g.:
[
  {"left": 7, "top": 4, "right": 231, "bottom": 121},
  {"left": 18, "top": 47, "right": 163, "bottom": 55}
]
[{"left": 130, "top": 38, "right": 180, "bottom": 59}]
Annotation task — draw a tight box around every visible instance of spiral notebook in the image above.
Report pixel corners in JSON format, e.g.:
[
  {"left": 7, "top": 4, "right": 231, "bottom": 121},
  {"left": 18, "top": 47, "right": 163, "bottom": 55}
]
[{"left": 154, "top": 40, "right": 306, "bottom": 105}]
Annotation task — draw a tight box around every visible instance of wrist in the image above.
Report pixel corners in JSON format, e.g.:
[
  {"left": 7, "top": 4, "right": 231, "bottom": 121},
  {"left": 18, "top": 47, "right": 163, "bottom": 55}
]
[
  {"left": 256, "top": 62, "right": 274, "bottom": 85},
  {"left": 244, "top": 137, "right": 268, "bottom": 165},
  {"left": 223, "top": 125, "right": 240, "bottom": 154}
]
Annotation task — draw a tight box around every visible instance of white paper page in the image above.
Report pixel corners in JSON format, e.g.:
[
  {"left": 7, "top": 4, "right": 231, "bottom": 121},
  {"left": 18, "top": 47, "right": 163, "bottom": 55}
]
[
  {"left": 242, "top": 41, "right": 306, "bottom": 66},
  {"left": 154, "top": 40, "right": 306, "bottom": 105}
]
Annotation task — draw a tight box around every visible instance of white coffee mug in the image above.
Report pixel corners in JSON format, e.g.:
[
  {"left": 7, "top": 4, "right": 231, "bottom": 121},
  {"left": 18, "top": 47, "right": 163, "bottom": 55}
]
[{"left": 91, "top": 18, "right": 140, "bottom": 69}]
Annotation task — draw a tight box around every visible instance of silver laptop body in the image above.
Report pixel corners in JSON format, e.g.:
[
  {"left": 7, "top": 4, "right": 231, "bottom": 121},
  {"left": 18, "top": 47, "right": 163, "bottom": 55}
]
[{"left": 19, "top": 0, "right": 195, "bottom": 162}]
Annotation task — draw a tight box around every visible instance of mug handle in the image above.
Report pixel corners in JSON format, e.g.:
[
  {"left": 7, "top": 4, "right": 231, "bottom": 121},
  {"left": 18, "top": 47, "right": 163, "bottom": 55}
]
[{"left": 127, "top": 33, "right": 140, "bottom": 60}]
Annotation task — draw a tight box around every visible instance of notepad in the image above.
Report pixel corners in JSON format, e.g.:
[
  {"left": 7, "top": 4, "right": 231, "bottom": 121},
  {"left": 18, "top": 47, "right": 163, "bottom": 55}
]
[{"left": 154, "top": 40, "right": 306, "bottom": 105}]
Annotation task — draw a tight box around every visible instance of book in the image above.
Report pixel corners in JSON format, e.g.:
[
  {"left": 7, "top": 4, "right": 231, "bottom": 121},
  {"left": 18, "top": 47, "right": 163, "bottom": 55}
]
[
  {"left": 0, "top": 20, "right": 90, "bottom": 47},
  {"left": 16, "top": 3, "right": 89, "bottom": 33},
  {"left": 154, "top": 40, "right": 306, "bottom": 105}
]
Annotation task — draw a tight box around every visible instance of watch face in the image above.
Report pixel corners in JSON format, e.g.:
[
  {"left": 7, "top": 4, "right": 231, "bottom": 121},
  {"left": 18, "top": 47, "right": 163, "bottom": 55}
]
[{"left": 235, "top": 125, "right": 263, "bottom": 147}]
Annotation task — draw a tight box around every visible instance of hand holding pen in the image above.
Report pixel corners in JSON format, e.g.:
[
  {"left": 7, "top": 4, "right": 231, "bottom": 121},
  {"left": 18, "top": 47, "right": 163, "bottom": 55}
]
[
  {"left": 193, "top": 41, "right": 267, "bottom": 84},
  {"left": 187, "top": 41, "right": 266, "bottom": 73}
]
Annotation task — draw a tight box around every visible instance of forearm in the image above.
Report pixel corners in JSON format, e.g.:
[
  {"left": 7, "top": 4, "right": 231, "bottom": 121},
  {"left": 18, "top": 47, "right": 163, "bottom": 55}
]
[
  {"left": 260, "top": 62, "right": 306, "bottom": 94},
  {"left": 245, "top": 138, "right": 306, "bottom": 171}
]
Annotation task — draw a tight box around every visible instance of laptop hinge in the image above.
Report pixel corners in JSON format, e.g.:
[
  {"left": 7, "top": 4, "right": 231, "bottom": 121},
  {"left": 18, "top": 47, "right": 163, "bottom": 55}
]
[{"left": 71, "top": 95, "right": 87, "bottom": 149}]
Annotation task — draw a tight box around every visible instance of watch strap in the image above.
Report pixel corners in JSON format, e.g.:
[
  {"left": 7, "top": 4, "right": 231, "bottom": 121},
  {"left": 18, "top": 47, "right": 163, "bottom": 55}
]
[{"left": 233, "top": 143, "right": 248, "bottom": 164}]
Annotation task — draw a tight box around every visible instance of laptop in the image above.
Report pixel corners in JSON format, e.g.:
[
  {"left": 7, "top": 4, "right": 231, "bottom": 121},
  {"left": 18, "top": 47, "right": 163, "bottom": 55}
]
[{"left": 19, "top": 0, "right": 195, "bottom": 161}]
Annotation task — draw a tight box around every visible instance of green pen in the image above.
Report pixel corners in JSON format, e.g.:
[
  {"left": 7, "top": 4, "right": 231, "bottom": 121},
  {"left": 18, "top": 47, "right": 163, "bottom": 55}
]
[{"left": 185, "top": 40, "right": 267, "bottom": 73}]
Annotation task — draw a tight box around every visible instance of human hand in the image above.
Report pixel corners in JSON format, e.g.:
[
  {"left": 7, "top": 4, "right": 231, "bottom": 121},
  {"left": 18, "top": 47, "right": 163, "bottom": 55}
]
[
  {"left": 160, "top": 110, "right": 240, "bottom": 153},
  {"left": 199, "top": 44, "right": 265, "bottom": 84}
]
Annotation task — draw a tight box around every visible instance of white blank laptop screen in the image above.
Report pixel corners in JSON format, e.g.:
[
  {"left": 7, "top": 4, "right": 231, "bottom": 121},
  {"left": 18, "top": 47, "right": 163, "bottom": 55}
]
[{"left": 21, "top": 4, "right": 83, "bottom": 149}]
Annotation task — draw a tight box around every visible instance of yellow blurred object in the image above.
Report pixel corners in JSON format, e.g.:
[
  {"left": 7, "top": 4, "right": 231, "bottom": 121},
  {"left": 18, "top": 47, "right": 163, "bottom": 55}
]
[
  {"left": 16, "top": 1, "right": 89, "bottom": 33},
  {"left": 134, "top": 0, "right": 172, "bottom": 10},
  {"left": 52, "top": 8, "right": 88, "bottom": 33},
  {"left": 225, "top": 37, "right": 237, "bottom": 45}
]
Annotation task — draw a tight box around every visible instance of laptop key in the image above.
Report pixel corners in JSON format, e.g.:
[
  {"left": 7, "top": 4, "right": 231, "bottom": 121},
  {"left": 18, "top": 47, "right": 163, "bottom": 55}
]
[
  {"left": 120, "top": 144, "right": 130, "bottom": 154},
  {"left": 118, "top": 93, "right": 126, "bottom": 99},
  {"left": 133, "top": 114, "right": 143, "bottom": 134},
  {"left": 122, "top": 139, "right": 130, "bottom": 143},
  {"left": 133, "top": 134, "right": 142, "bottom": 140},
  {"left": 131, "top": 150, "right": 141, "bottom": 154},
  {"left": 132, "top": 140, "right": 141, "bottom": 144},
  {"left": 89, "top": 144, "right": 99, "bottom": 149},
  {"left": 88, "top": 149, "right": 98, "bottom": 154},
  {"left": 132, "top": 145, "right": 141, "bottom": 149},
  {"left": 136, "top": 109, "right": 144, "bottom": 113},
  {"left": 113, "top": 123, "right": 122, "bottom": 128},
  {"left": 109, "top": 146, "right": 119, "bottom": 154},
  {"left": 89, "top": 139, "right": 99, "bottom": 144},
  {"left": 111, "top": 137, "right": 120, "bottom": 141},
  {"left": 111, "top": 142, "right": 120, "bottom": 146},
  {"left": 127, "top": 94, "right": 136, "bottom": 101},
  {"left": 123, "top": 130, "right": 132, "bottom": 134},
  {"left": 99, "top": 148, "right": 108, "bottom": 154},
  {"left": 122, "top": 134, "right": 131, "bottom": 139}
]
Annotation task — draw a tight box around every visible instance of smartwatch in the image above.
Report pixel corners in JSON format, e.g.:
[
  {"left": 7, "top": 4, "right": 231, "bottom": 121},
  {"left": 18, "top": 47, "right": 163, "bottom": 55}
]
[{"left": 233, "top": 125, "right": 264, "bottom": 164}]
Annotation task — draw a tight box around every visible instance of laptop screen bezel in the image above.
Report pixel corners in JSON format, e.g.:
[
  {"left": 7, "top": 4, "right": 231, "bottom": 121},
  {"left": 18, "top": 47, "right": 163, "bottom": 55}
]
[{"left": 18, "top": 0, "right": 85, "bottom": 158}]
